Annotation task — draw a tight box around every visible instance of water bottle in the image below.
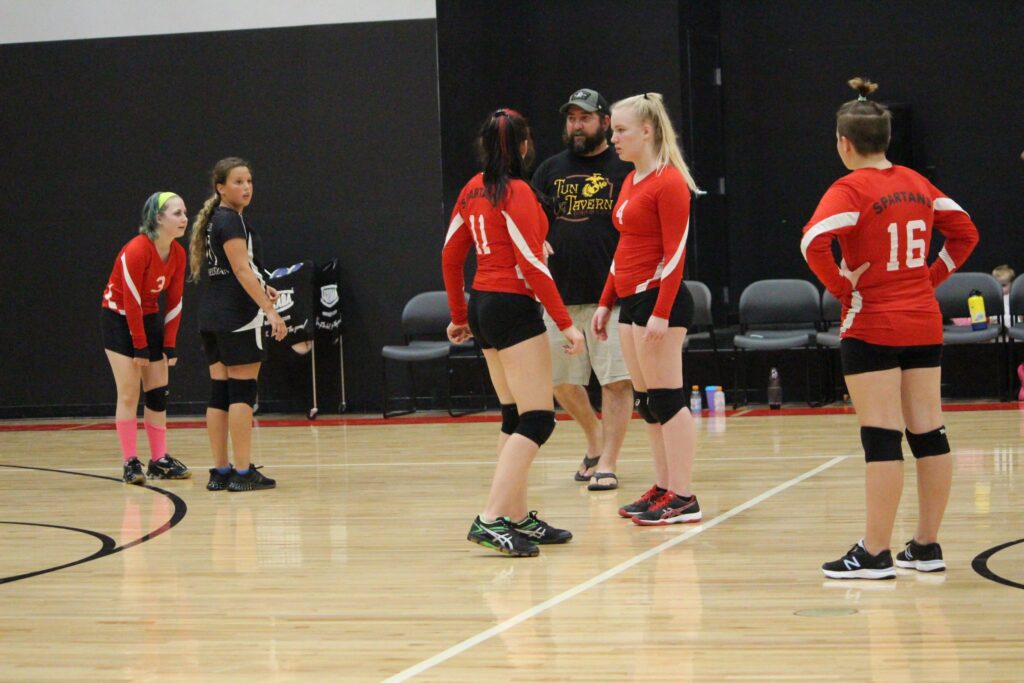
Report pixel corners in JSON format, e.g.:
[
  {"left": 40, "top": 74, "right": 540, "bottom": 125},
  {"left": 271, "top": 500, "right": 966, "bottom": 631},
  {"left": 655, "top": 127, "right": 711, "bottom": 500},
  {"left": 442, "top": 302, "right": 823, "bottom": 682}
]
[
  {"left": 705, "top": 385, "right": 716, "bottom": 411},
  {"left": 767, "top": 367, "right": 782, "bottom": 410},
  {"left": 713, "top": 386, "right": 726, "bottom": 413},
  {"left": 968, "top": 289, "right": 987, "bottom": 330},
  {"left": 689, "top": 385, "right": 702, "bottom": 414}
]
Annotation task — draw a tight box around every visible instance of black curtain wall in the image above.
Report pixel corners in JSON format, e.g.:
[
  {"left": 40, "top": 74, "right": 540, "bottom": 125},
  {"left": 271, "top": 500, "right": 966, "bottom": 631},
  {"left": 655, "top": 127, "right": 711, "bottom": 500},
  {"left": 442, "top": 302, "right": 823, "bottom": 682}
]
[{"left": 1, "top": 1, "right": 1020, "bottom": 416}]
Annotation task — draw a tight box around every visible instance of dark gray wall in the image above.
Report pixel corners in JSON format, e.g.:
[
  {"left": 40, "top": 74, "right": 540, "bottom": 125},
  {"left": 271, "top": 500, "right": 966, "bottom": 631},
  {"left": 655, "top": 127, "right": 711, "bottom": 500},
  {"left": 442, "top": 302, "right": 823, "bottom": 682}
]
[
  {"left": 719, "top": 0, "right": 1024, "bottom": 297},
  {"left": 2, "top": 1, "right": 1021, "bottom": 416},
  {"left": 0, "top": 20, "right": 442, "bottom": 416}
]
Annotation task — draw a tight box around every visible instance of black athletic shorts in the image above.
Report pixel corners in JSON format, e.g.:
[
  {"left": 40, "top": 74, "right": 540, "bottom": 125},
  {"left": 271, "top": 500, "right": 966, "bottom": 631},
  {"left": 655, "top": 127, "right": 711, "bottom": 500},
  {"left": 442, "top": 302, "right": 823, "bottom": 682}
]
[
  {"left": 467, "top": 289, "right": 546, "bottom": 350},
  {"left": 841, "top": 337, "right": 943, "bottom": 376},
  {"left": 618, "top": 284, "right": 694, "bottom": 328},
  {"left": 101, "top": 309, "right": 165, "bottom": 361},
  {"left": 201, "top": 328, "right": 267, "bottom": 366}
]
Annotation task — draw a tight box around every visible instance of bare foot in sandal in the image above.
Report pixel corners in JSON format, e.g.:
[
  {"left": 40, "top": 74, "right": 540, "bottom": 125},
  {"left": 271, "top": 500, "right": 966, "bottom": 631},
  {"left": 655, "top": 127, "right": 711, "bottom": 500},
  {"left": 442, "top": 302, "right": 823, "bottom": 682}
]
[
  {"left": 588, "top": 472, "right": 619, "bottom": 491},
  {"left": 574, "top": 454, "right": 601, "bottom": 482}
]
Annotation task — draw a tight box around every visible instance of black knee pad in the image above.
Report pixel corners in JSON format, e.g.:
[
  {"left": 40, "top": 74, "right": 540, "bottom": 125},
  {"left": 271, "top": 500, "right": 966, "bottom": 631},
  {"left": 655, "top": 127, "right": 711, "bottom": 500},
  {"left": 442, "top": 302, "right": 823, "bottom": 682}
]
[
  {"left": 227, "top": 378, "right": 258, "bottom": 408},
  {"left": 861, "top": 426, "right": 904, "bottom": 462},
  {"left": 906, "top": 426, "right": 949, "bottom": 459},
  {"left": 647, "top": 387, "right": 687, "bottom": 424},
  {"left": 144, "top": 386, "right": 168, "bottom": 412},
  {"left": 514, "top": 410, "right": 556, "bottom": 446},
  {"left": 500, "top": 403, "right": 519, "bottom": 435},
  {"left": 209, "top": 379, "right": 229, "bottom": 411},
  {"left": 634, "top": 391, "right": 658, "bottom": 424}
]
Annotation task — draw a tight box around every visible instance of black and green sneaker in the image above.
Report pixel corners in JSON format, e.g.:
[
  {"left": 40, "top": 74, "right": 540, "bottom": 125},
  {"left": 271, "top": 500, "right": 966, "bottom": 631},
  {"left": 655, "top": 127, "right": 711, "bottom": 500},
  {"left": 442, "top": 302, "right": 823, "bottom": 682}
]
[
  {"left": 510, "top": 511, "right": 572, "bottom": 544},
  {"left": 147, "top": 454, "right": 192, "bottom": 480},
  {"left": 123, "top": 458, "right": 146, "bottom": 486},
  {"left": 467, "top": 516, "right": 539, "bottom": 557}
]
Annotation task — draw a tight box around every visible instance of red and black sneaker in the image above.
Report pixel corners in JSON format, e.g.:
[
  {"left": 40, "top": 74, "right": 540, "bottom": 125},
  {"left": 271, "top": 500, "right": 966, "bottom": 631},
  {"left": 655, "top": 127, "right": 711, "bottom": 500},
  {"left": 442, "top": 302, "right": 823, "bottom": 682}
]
[
  {"left": 632, "top": 491, "right": 702, "bottom": 526},
  {"left": 618, "top": 484, "right": 667, "bottom": 518}
]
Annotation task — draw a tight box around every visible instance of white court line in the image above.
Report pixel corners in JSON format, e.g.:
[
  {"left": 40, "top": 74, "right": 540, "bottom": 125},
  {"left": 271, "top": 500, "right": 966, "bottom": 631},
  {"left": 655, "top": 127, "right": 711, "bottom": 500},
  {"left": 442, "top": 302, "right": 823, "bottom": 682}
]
[
  {"left": 381, "top": 455, "right": 849, "bottom": 683},
  {"left": 0, "top": 454, "right": 847, "bottom": 475}
]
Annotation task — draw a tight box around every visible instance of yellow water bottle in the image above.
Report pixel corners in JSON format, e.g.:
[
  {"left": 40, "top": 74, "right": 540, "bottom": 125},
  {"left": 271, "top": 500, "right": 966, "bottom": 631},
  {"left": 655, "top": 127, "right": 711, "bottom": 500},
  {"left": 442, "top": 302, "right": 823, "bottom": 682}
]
[{"left": 968, "top": 289, "right": 987, "bottom": 330}]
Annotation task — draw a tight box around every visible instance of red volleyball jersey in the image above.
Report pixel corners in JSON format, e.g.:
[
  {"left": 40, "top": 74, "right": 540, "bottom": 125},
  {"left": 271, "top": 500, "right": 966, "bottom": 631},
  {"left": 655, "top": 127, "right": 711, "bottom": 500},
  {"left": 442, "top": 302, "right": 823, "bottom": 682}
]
[
  {"left": 598, "top": 165, "right": 691, "bottom": 318},
  {"left": 801, "top": 165, "right": 978, "bottom": 345},
  {"left": 101, "top": 235, "right": 187, "bottom": 352},
  {"left": 442, "top": 174, "right": 571, "bottom": 330}
]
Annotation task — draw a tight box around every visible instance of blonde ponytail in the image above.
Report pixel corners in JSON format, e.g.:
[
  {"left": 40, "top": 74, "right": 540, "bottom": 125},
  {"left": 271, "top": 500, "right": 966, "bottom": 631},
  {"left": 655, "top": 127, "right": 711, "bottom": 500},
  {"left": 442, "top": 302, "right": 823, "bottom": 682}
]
[
  {"left": 188, "top": 156, "right": 251, "bottom": 283},
  {"left": 188, "top": 194, "right": 219, "bottom": 282},
  {"left": 612, "top": 93, "right": 698, "bottom": 192}
]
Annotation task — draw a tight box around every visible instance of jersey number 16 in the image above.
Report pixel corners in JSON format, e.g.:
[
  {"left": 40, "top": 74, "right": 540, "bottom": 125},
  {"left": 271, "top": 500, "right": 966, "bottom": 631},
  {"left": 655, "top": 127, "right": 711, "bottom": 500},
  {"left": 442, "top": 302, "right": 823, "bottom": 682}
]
[{"left": 886, "top": 220, "right": 926, "bottom": 271}]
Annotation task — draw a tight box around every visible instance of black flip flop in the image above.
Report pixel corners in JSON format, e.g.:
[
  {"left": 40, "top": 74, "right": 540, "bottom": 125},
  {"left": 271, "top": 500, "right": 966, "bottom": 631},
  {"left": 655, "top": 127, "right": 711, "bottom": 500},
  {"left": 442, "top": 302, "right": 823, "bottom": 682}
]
[
  {"left": 588, "top": 472, "right": 619, "bottom": 491},
  {"left": 574, "top": 455, "right": 601, "bottom": 482}
]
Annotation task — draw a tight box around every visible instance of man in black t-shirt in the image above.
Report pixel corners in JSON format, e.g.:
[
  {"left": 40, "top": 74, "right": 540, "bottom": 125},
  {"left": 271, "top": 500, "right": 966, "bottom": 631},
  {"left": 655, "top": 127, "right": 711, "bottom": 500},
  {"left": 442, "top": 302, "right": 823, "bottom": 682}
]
[{"left": 532, "top": 88, "right": 634, "bottom": 491}]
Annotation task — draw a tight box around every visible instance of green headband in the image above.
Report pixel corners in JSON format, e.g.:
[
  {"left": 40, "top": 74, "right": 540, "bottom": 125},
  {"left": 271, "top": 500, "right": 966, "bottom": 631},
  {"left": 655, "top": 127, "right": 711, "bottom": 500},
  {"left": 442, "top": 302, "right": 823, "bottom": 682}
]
[{"left": 157, "top": 192, "right": 179, "bottom": 210}]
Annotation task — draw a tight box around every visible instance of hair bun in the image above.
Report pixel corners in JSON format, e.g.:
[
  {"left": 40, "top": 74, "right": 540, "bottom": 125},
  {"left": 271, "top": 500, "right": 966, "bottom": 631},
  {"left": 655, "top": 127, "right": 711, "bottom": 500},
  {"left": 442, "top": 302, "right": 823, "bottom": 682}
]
[{"left": 847, "top": 77, "right": 879, "bottom": 98}]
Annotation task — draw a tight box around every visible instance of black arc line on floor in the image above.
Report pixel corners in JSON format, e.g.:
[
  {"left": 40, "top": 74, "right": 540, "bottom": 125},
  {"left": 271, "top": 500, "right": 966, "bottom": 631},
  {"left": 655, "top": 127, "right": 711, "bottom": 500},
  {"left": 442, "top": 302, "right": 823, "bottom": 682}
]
[
  {"left": 972, "top": 538, "right": 1024, "bottom": 590},
  {"left": 0, "top": 464, "right": 188, "bottom": 585}
]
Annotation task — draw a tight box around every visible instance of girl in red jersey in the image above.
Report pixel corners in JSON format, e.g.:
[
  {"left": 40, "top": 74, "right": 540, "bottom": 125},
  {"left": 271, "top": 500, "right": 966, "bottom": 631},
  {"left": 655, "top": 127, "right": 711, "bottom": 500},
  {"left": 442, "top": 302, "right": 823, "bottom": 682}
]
[
  {"left": 803, "top": 79, "right": 979, "bottom": 579},
  {"left": 591, "top": 93, "right": 703, "bottom": 526},
  {"left": 101, "top": 192, "right": 191, "bottom": 484},
  {"left": 189, "top": 158, "right": 287, "bottom": 493},
  {"left": 443, "top": 109, "right": 585, "bottom": 557}
]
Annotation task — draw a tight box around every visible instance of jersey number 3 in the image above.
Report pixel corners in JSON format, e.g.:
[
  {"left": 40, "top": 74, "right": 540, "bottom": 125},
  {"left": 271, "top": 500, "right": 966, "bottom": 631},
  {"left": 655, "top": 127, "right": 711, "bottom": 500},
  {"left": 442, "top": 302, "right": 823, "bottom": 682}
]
[
  {"left": 886, "top": 220, "right": 926, "bottom": 271},
  {"left": 468, "top": 215, "right": 491, "bottom": 255}
]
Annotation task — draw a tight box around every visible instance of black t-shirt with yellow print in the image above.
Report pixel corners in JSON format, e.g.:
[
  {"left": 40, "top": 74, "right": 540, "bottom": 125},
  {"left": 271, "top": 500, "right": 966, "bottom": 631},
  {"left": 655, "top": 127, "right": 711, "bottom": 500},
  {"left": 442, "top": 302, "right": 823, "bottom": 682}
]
[{"left": 531, "top": 146, "right": 632, "bottom": 305}]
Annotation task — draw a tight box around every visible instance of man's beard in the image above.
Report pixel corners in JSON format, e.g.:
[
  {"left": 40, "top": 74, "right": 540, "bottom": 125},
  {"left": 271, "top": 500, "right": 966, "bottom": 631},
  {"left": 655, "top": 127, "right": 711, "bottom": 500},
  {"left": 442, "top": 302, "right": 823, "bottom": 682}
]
[{"left": 563, "top": 126, "right": 607, "bottom": 155}]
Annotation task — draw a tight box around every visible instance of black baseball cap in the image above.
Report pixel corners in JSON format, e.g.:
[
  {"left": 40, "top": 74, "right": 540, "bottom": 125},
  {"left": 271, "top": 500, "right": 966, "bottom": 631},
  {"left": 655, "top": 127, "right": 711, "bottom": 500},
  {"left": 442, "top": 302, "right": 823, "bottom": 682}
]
[{"left": 559, "top": 88, "right": 609, "bottom": 114}]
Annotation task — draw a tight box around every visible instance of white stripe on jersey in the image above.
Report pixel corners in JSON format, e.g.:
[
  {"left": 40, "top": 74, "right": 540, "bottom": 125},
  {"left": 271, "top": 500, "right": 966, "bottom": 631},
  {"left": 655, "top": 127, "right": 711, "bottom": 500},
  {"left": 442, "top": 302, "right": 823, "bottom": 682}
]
[
  {"left": 937, "top": 247, "right": 956, "bottom": 272},
  {"left": 934, "top": 197, "right": 967, "bottom": 215},
  {"left": 444, "top": 214, "right": 465, "bottom": 246},
  {"left": 120, "top": 253, "right": 142, "bottom": 306},
  {"left": 659, "top": 218, "right": 690, "bottom": 281},
  {"left": 636, "top": 261, "right": 664, "bottom": 294},
  {"left": 164, "top": 299, "right": 183, "bottom": 325},
  {"left": 800, "top": 212, "right": 860, "bottom": 260},
  {"left": 502, "top": 210, "right": 553, "bottom": 280},
  {"left": 841, "top": 290, "right": 863, "bottom": 335}
]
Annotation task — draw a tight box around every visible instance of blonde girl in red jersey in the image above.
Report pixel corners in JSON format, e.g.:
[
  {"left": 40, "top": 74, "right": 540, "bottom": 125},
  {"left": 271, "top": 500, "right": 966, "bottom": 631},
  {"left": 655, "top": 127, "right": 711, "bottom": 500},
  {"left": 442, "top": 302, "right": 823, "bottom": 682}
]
[
  {"left": 803, "top": 79, "right": 978, "bottom": 579},
  {"left": 443, "top": 109, "right": 585, "bottom": 557},
  {"left": 101, "top": 192, "right": 191, "bottom": 484},
  {"left": 591, "top": 93, "right": 703, "bottom": 526}
]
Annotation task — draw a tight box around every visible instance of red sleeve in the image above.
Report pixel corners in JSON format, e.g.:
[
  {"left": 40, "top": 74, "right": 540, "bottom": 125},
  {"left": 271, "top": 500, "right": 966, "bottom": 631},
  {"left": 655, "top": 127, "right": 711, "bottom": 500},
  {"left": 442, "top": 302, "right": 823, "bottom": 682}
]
[
  {"left": 598, "top": 264, "right": 617, "bottom": 308},
  {"left": 800, "top": 183, "right": 861, "bottom": 302},
  {"left": 927, "top": 190, "right": 979, "bottom": 288},
  {"left": 652, "top": 179, "right": 691, "bottom": 318},
  {"left": 120, "top": 240, "right": 150, "bottom": 354},
  {"left": 504, "top": 185, "right": 572, "bottom": 330},
  {"left": 162, "top": 245, "right": 186, "bottom": 354},
  {"left": 442, "top": 199, "right": 473, "bottom": 326}
]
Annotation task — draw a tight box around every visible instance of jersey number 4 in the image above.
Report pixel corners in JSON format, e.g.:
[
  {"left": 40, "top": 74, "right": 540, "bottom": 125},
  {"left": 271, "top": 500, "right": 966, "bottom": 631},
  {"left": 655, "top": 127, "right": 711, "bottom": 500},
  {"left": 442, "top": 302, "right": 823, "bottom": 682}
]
[
  {"left": 886, "top": 220, "right": 926, "bottom": 271},
  {"left": 468, "top": 215, "right": 491, "bottom": 255}
]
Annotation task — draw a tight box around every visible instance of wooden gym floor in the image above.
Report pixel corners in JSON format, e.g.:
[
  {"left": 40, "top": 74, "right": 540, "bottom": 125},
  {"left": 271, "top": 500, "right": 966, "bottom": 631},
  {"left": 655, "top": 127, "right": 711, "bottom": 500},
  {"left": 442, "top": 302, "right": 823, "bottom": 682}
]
[{"left": 1, "top": 404, "right": 1022, "bottom": 681}]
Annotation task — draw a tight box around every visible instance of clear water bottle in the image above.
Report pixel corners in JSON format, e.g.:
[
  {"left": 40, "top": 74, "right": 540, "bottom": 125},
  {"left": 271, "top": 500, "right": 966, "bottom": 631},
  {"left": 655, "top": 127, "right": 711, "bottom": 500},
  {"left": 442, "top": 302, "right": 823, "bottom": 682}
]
[
  {"left": 713, "top": 386, "right": 726, "bottom": 413},
  {"left": 767, "top": 367, "right": 782, "bottom": 410},
  {"left": 690, "top": 385, "right": 702, "bottom": 414}
]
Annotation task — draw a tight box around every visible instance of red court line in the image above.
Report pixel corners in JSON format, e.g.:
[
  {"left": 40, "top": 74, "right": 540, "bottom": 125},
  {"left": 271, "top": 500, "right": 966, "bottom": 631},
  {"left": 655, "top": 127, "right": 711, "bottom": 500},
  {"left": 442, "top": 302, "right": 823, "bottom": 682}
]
[
  {"left": 0, "top": 402, "right": 1018, "bottom": 432},
  {"left": 740, "top": 402, "right": 1022, "bottom": 417}
]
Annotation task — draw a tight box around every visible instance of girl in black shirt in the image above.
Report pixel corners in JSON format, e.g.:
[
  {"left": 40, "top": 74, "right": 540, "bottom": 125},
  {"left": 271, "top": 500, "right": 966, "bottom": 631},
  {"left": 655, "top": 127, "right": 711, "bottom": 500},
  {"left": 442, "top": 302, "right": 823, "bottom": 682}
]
[{"left": 188, "top": 157, "right": 286, "bottom": 492}]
